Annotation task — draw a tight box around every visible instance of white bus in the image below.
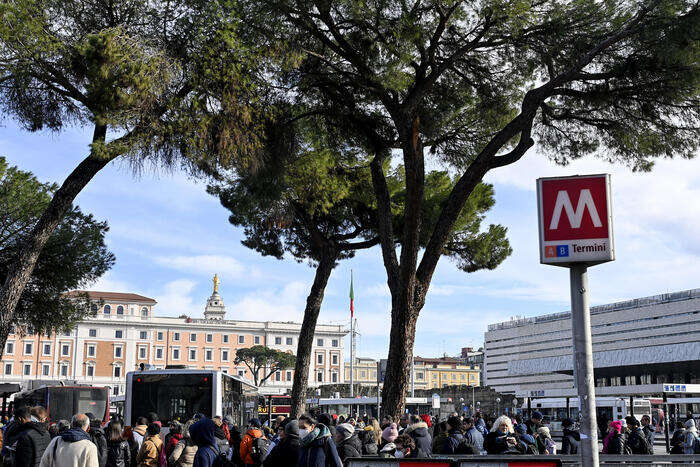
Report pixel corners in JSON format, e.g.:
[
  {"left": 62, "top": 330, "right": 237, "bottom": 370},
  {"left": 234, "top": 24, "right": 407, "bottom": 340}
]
[
  {"left": 524, "top": 397, "right": 652, "bottom": 430},
  {"left": 125, "top": 369, "right": 259, "bottom": 426}
]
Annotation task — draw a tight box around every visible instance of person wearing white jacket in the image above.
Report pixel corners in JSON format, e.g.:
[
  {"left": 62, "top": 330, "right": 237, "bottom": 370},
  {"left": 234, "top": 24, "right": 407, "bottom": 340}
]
[
  {"left": 40, "top": 414, "right": 98, "bottom": 467},
  {"left": 682, "top": 419, "right": 699, "bottom": 455}
]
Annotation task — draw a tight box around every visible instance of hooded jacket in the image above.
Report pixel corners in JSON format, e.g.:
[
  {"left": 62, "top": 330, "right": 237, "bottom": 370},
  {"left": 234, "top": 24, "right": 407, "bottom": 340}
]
[
  {"left": 298, "top": 424, "right": 342, "bottom": 467},
  {"left": 40, "top": 428, "right": 99, "bottom": 467},
  {"left": 335, "top": 432, "right": 361, "bottom": 463},
  {"left": 440, "top": 429, "right": 464, "bottom": 454},
  {"left": 168, "top": 437, "right": 197, "bottom": 467},
  {"left": 239, "top": 427, "right": 264, "bottom": 465},
  {"left": 132, "top": 426, "right": 147, "bottom": 450},
  {"left": 15, "top": 422, "right": 52, "bottom": 467},
  {"left": 561, "top": 427, "right": 580, "bottom": 454},
  {"left": 263, "top": 435, "right": 299, "bottom": 467},
  {"left": 90, "top": 425, "right": 108, "bottom": 467},
  {"left": 136, "top": 434, "right": 162, "bottom": 466},
  {"left": 105, "top": 438, "right": 131, "bottom": 467},
  {"left": 378, "top": 442, "right": 396, "bottom": 458},
  {"left": 403, "top": 422, "right": 432, "bottom": 458},
  {"left": 358, "top": 429, "right": 378, "bottom": 456},
  {"left": 190, "top": 419, "right": 218, "bottom": 467}
]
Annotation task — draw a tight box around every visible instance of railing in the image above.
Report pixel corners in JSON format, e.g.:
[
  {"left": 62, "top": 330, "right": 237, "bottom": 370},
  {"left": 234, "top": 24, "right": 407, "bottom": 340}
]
[{"left": 347, "top": 454, "right": 700, "bottom": 466}]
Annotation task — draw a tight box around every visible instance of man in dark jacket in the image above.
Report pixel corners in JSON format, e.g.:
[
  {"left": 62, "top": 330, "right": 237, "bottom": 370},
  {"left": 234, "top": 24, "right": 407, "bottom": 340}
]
[
  {"left": 440, "top": 416, "right": 464, "bottom": 454},
  {"left": 86, "top": 413, "right": 107, "bottom": 467},
  {"left": 525, "top": 411, "right": 543, "bottom": 436},
  {"left": 403, "top": 415, "right": 431, "bottom": 458},
  {"left": 333, "top": 423, "right": 361, "bottom": 464},
  {"left": 560, "top": 418, "right": 580, "bottom": 455},
  {"left": 625, "top": 417, "right": 652, "bottom": 455},
  {"left": 190, "top": 418, "right": 219, "bottom": 467},
  {"left": 15, "top": 406, "right": 51, "bottom": 467},
  {"left": 297, "top": 414, "right": 342, "bottom": 467},
  {"left": 263, "top": 420, "right": 300, "bottom": 467},
  {"left": 641, "top": 415, "right": 655, "bottom": 451}
]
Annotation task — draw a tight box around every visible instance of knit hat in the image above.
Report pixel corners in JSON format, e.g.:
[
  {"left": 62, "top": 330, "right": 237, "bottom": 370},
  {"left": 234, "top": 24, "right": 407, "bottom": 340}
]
[
  {"left": 610, "top": 420, "right": 622, "bottom": 433},
  {"left": 686, "top": 419, "right": 696, "bottom": 429},
  {"left": 537, "top": 426, "right": 551, "bottom": 439},
  {"left": 382, "top": 423, "right": 398, "bottom": 442},
  {"left": 532, "top": 411, "right": 543, "bottom": 421},
  {"left": 336, "top": 423, "right": 355, "bottom": 440},
  {"left": 284, "top": 420, "right": 300, "bottom": 437}
]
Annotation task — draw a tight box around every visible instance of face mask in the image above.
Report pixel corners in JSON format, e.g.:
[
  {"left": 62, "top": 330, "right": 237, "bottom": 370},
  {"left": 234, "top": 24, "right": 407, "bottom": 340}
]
[
  {"left": 394, "top": 450, "right": 404, "bottom": 458},
  {"left": 298, "top": 429, "right": 309, "bottom": 438}
]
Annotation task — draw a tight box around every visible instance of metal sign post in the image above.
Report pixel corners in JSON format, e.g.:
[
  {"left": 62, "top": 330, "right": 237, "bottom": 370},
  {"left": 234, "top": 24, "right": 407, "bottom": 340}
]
[{"left": 537, "top": 174, "right": 615, "bottom": 467}]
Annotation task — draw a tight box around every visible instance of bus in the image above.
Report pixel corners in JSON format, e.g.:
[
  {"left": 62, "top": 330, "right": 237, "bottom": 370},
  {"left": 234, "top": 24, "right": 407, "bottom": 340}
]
[
  {"left": 125, "top": 369, "right": 258, "bottom": 426},
  {"left": 523, "top": 397, "right": 652, "bottom": 431},
  {"left": 13, "top": 385, "right": 109, "bottom": 425}
]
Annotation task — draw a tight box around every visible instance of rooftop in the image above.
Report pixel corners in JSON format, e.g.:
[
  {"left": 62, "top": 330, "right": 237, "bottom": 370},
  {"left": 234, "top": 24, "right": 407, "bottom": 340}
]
[
  {"left": 66, "top": 290, "right": 157, "bottom": 305},
  {"left": 488, "top": 287, "right": 700, "bottom": 332}
]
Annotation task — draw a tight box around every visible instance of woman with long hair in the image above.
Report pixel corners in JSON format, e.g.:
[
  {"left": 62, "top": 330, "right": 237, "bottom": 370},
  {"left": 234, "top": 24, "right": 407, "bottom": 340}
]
[{"left": 105, "top": 420, "right": 131, "bottom": 467}]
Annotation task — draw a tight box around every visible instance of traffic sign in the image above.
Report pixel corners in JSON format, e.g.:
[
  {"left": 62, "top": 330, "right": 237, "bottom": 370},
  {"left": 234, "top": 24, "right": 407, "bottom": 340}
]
[{"left": 537, "top": 174, "right": 614, "bottom": 266}]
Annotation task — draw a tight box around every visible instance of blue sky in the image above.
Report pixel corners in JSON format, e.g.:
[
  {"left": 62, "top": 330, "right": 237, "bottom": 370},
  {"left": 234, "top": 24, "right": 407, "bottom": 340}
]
[{"left": 2, "top": 121, "right": 699, "bottom": 360}]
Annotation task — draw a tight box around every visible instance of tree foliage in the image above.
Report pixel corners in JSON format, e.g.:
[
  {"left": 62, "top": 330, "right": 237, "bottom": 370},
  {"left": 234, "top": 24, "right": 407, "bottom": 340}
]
[
  {"left": 234, "top": 345, "right": 296, "bottom": 387},
  {"left": 0, "top": 158, "right": 114, "bottom": 342}
]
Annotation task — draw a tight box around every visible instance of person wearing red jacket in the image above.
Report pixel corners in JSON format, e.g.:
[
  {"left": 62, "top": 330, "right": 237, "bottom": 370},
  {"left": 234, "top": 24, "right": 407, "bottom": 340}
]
[{"left": 240, "top": 419, "right": 265, "bottom": 466}]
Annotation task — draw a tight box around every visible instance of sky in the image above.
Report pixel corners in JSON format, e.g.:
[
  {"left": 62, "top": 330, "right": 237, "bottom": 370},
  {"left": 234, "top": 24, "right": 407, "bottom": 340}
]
[{"left": 2, "top": 120, "right": 699, "bottom": 360}]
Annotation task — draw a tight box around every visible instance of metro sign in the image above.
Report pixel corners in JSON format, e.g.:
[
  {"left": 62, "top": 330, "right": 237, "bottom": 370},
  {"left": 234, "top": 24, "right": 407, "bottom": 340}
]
[{"left": 537, "top": 174, "right": 614, "bottom": 265}]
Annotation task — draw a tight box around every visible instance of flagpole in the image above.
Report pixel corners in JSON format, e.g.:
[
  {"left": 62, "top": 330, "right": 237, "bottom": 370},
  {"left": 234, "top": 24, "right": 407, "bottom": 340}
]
[{"left": 349, "top": 270, "right": 354, "bottom": 399}]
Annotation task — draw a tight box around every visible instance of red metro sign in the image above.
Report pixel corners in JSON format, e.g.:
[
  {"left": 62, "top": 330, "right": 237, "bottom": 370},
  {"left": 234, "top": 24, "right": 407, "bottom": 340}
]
[{"left": 537, "top": 174, "right": 614, "bottom": 265}]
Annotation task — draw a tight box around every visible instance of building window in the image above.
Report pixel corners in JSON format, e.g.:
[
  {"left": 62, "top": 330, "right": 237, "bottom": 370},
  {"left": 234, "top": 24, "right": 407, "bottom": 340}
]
[
  {"left": 238, "top": 335, "right": 245, "bottom": 344},
  {"left": 205, "top": 349, "right": 213, "bottom": 361},
  {"left": 238, "top": 370, "right": 245, "bottom": 377},
  {"left": 461, "top": 374, "right": 465, "bottom": 380},
  {"left": 331, "top": 354, "right": 338, "bottom": 365},
  {"left": 189, "top": 349, "right": 197, "bottom": 361},
  {"left": 155, "top": 347, "right": 163, "bottom": 360},
  {"left": 89, "top": 329, "right": 97, "bottom": 338},
  {"left": 60, "top": 364, "right": 69, "bottom": 377},
  {"left": 275, "top": 371, "right": 281, "bottom": 381},
  {"left": 86, "top": 345, "right": 96, "bottom": 358},
  {"left": 23, "top": 364, "right": 31, "bottom": 376},
  {"left": 5, "top": 342, "right": 13, "bottom": 355},
  {"left": 317, "top": 354, "right": 323, "bottom": 364},
  {"left": 221, "top": 368, "right": 228, "bottom": 374},
  {"left": 3, "top": 363, "right": 11, "bottom": 375},
  {"left": 42, "top": 364, "right": 50, "bottom": 376},
  {"left": 172, "top": 348, "right": 180, "bottom": 360},
  {"left": 86, "top": 365, "right": 95, "bottom": 377},
  {"left": 275, "top": 337, "right": 282, "bottom": 345},
  {"left": 254, "top": 336, "right": 260, "bottom": 345},
  {"left": 139, "top": 331, "right": 148, "bottom": 340},
  {"left": 42, "top": 343, "right": 51, "bottom": 356},
  {"left": 157, "top": 332, "right": 164, "bottom": 341},
  {"left": 222, "top": 335, "right": 229, "bottom": 344},
  {"left": 117, "top": 305, "right": 124, "bottom": 315},
  {"left": 173, "top": 332, "right": 180, "bottom": 341},
  {"left": 317, "top": 339, "right": 324, "bottom": 347},
  {"left": 317, "top": 371, "right": 323, "bottom": 382},
  {"left": 361, "top": 370, "right": 367, "bottom": 378},
  {"left": 24, "top": 342, "right": 33, "bottom": 356},
  {"left": 286, "top": 371, "right": 292, "bottom": 381},
  {"left": 138, "top": 347, "right": 147, "bottom": 360},
  {"left": 91, "top": 303, "right": 98, "bottom": 313},
  {"left": 113, "top": 366, "right": 122, "bottom": 378},
  {"left": 141, "top": 307, "right": 149, "bottom": 317},
  {"left": 222, "top": 350, "right": 229, "bottom": 362},
  {"left": 115, "top": 330, "right": 123, "bottom": 339},
  {"left": 332, "top": 372, "right": 338, "bottom": 383},
  {"left": 104, "top": 305, "right": 111, "bottom": 314},
  {"left": 417, "top": 372, "right": 424, "bottom": 380},
  {"left": 113, "top": 386, "right": 120, "bottom": 396},
  {"left": 190, "top": 333, "right": 197, "bottom": 342},
  {"left": 332, "top": 339, "right": 339, "bottom": 347},
  {"left": 114, "top": 346, "right": 123, "bottom": 359},
  {"left": 61, "top": 344, "right": 70, "bottom": 357},
  {"left": 206, "top": 334, "right": 213, "bottom": 343},
  {"left": 286, "top": 337, "right": 293, "bottom": 346}
]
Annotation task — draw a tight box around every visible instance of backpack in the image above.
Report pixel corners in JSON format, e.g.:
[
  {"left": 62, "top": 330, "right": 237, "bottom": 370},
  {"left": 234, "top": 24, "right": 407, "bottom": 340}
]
[
  {"left": 454, "top": 438, "right": 477, "bottom": 455},
  {"left": 249, "top": 436, "right": 271, "bottom": 464},
  {"left": 209, "top": 445, "right": 234, "bottom": 467},
  {"left": 693, "top": 435, "right": 700, "bottom": 454},
  {"left": 628, "top": 430, "right": 652, "bottom": 454}
]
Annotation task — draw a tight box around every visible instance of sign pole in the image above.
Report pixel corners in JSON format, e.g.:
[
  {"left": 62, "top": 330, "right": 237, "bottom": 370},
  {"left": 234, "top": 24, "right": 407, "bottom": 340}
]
[{"left": 570, "top": 264, "right": 599, "bottom": 467}]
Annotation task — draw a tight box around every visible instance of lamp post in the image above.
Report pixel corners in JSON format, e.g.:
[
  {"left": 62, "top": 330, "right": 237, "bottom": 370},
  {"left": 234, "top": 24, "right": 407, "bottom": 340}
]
[
  {"left": 495, "top": 397, "right": 501, "bottom": 417},
  {"left": 459, "top": 397, "right": 464, "bottom": 415}
]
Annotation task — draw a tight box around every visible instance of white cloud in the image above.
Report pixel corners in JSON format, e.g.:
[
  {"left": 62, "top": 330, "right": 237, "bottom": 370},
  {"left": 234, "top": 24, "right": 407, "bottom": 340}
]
[
  {"left": 88, "top": 273, "right": 133, "bottom": 293},
  {"left": 153, "top": 255, "right": 247, "bottom": 279},
  {"left": 226, "top": 281, "right": 310, "bottom": 322},
  {"left": 149, "top": 279, "right": 198, "bottom": 317}
]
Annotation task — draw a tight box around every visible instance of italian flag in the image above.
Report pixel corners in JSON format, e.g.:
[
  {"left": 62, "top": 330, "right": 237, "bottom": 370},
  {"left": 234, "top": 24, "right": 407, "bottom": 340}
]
[{"left": 349, "top": 270, "right": 354, "bottom": 319}]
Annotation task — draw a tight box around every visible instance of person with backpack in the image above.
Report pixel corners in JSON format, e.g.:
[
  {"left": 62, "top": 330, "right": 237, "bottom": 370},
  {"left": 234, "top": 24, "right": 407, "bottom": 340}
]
[
  {"left": 602, "top": 420, "right": 625, "bottom": 455},
  {"left": 560, "top": 418, "right": 580, "bottom": 455},
  {"left": 263, "top": 420, "right": 299, "bottom": 467},
  {"left": 439, "top": 416, "right": 464, "bottom": 454},
  {"left": 189, "top": 419, "right": 218, "bottom": 467},
  {"left": 669, "top": 421, "right": 686, "bottom": 454},
  {"left": 513, "top": 422, "right": 538, "bottom": 455},
  {"left": 682, "top": 419, "right": 699, "bottom": 455},
  {"left": 239, "top": 419, "right": 268, "bottom": 466},
  {"left": 536, "top": 427, "right": 556, "bottom": 454},
  {"left": 403, "top": 415, "right": 431, "bottom": 457},
  {"left": 625, "top": 417, "right": 652, "bottom": 454},
  {"left": 210, "top": 419, "right": 229, "bottom": 458},
  {"left": 105, "top": 420, "right": 130, "bottom": 467},
  {"left": 15, "top": 406, "right": 51, "bottom": 467},
  {"left": 136, "top": 424, "right": 163, "bottom": 466},
  {"left": 297, "top": 414, "right": 342, "bottom": 467},
  {"left": 86, "top": 413, "right": 108, "bottom": 467}
]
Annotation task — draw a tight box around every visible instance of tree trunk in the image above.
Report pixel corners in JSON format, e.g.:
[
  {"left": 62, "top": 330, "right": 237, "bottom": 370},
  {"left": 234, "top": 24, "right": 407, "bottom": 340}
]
[
  {"left": 0, "top": 124, "right": 109, "bottom": 359},
  {"left": 290, "top": 250, "right": 337, "bottom": 418}
]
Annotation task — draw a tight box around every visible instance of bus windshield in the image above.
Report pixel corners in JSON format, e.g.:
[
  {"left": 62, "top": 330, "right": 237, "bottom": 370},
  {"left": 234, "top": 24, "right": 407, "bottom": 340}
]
[
  {"left": 130, "top": 373, "right": 212, "bottom": 425},
  {"left": 47, "top": 387, "right": 108, "bottom": 423}
]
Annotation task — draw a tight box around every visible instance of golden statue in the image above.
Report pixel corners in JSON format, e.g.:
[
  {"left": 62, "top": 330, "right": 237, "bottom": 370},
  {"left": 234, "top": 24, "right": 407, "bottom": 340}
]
[{"left": 213, "top": 274, "right": 220, "bottom": 293}]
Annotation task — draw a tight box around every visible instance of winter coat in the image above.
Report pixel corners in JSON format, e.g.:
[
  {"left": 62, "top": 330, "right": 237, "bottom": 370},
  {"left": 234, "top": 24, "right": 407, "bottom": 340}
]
[
  {"left": 168, "top": 437, "right": 197, "bottom": 467},
  {"left": 15, "top": 422, "right": 52, "bottom": 467},
  {"left": 163, "top": 433, "right": 182, "bottom": 460},
  {"left": 642, "top": 425, "right": 655, "bottom": 450},
  {"left": 463, "top": 426, "right": 484, "bottom": 454},
  {"left": 213, "top": 426, "right": 229, "bottom": 456},
  {"left": 484, "top": 431, "right": 521, "bottom": 455},
  {"left": 683, "top": 429, "right": 698, "bottom": 455},
  {"left": 440, "top": 429, "right": 463, "bottom": 454},
  {"left": 605, "top": 433, "right": 626, "bottom": 455},
  {"left": 263, "top": 435, "right": 299, "bottom": 467},
  {"left": 132, "top": 426, "right": 147, "bottom": 451},
  {"left": 358, "top": 429, "right": 377, "bottom": 456},
  {"left": 190, "top": 419, "right": 217, "bottom": 467},
  {"left": 670, "top": 429, "right": 685, "bottom": 454},
  {"left": 40, "top": 428, "right": 99, "bottom": 467},
  {"left": 561, "top": 428, "right": 580, "bottom": 455},
  {"left": 239, "top": 428, "right": 264, "bottom": 465},
  {"left": 136, "top": 434, "right": 162, "bottom": 466},
  {"left": 90, "top": 426, "right": 108, "bottom": 467},
  {"left": 627, "top": 427, "right": 652, "bottom": 454},
  {"left": 126, "top": 439, "right": 139, "bottom": 467},
  {"left": 335, "top": 434, "right": 361, "bottom": 464},
  {"left": 106, "top": 439, "right": 131, "bottom": 467},
  {"left": 298, "top": 424, "right": 342, "bottom": 467},
  {"left": 404, "top": 422, "right": 432, "bottom": 458},
  {"left": 378, "top": 442, "right": 396, "bottom": 458}
]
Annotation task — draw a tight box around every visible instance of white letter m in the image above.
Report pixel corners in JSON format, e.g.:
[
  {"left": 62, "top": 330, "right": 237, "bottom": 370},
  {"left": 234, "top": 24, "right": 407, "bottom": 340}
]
[{"left": 549, "top": 189, "right": 602, "bottom": 230}]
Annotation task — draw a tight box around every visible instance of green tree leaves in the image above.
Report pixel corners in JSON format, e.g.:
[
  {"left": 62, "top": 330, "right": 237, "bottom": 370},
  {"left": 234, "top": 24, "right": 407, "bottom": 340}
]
[{"left": 234, "top": 345, "right": 296, "bottom": 386}]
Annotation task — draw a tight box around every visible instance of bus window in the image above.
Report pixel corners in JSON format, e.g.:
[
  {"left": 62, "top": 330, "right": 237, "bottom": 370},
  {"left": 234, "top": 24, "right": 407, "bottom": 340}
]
[{"left": 131, "top": 374, "right": 213, "bottom": 425}]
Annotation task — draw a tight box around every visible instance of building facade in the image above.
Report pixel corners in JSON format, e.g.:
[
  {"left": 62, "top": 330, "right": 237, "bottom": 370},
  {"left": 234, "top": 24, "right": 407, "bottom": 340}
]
[
  {"left": 484, "top": 288, "right": 700, "bottom": 396},
  {"left": 0, "top": 281, "right": 348, "bottom": 396}
]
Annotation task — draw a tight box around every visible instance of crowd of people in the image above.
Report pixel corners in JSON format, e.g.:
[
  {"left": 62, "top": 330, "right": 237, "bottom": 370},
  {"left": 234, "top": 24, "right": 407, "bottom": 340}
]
[{"left": 0, "top": 405, "right": 697, "bottom": 467}]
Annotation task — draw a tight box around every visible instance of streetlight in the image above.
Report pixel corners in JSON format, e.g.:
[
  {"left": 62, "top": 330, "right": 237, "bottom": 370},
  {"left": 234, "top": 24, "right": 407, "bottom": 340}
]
[
  {"left": 495, "top": 397, "right": 501, "bottom": 416},
  {"left": 459, "top": 397, "right": 464, "bottom": 415}
]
